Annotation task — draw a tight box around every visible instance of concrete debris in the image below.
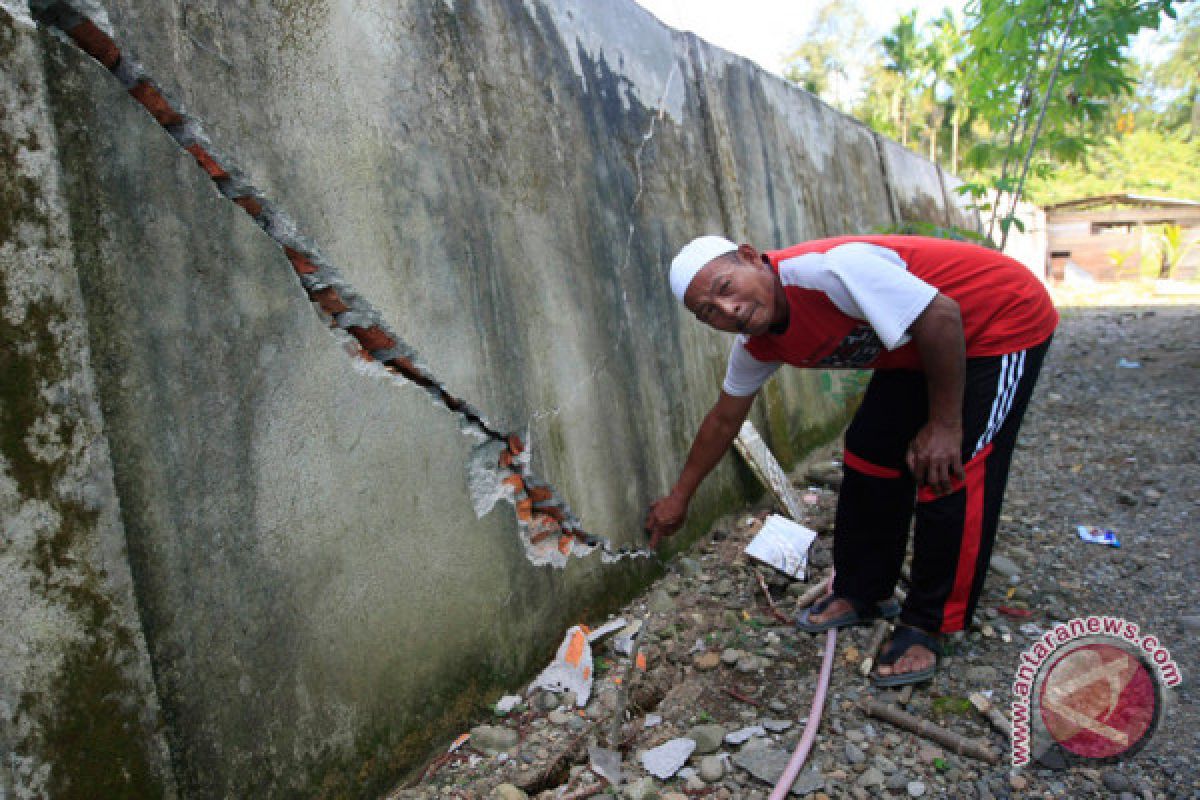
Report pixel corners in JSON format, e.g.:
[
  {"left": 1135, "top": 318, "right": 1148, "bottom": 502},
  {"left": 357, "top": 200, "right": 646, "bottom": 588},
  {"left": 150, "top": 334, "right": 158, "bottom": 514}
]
[
  {"left": 530, "top": 626, "right": 594, "bottom": 707},
  {"left": 611, "top": 619, "right": 643, "bottom": 655},
  {"left": 640, "top": 738, "right": 695, "bottom": 780},
  {"left": 587, "top": 617, "right": 628, "bottom": 643},
  {"left": 586, "top": 743, "right": 623, "bottom": 786},
  {"left": 730, "top": 746, "right": 791, "bottom": 786},
  {"left": 724, "top": 725, "right": 766, "bottom": 745}
]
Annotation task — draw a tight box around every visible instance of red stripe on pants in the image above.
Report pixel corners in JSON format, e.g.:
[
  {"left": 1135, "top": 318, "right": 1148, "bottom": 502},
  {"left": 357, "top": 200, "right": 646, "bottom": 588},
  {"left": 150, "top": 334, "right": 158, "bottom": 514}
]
[
  {"left": 843, "top": 449, "right": 902, "bottom": 479},
  {"left": 936, "top": 443, "right": 992, "bottom": 632}
]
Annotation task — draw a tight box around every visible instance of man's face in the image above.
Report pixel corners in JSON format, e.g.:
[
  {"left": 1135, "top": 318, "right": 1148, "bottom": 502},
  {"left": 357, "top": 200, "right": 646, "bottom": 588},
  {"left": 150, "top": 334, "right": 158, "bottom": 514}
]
[{"left": 683, "top": 248, "right": 781, "bottom": 336}]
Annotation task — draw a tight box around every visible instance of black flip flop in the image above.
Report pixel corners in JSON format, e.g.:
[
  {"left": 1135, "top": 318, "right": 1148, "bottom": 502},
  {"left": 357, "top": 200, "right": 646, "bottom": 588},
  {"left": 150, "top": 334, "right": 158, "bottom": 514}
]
[
  {"left": 871, "top": 624, "right": 942, "bottom": 687},
  {"left": 795, "top": 595, "right": 901, "bottom": 633}
]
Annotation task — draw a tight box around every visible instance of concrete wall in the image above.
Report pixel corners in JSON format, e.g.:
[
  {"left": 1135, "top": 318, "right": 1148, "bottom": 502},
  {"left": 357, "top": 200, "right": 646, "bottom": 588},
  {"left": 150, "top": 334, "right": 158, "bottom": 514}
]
[{"left": 1, "top": 0, "right": 972, "bottom": 796}]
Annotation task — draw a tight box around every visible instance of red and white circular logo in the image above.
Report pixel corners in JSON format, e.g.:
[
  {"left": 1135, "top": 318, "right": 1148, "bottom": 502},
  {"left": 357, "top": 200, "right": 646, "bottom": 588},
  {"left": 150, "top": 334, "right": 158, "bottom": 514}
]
[{"left": 1036, "top": 639, "right": 1161, "bottom": 761}]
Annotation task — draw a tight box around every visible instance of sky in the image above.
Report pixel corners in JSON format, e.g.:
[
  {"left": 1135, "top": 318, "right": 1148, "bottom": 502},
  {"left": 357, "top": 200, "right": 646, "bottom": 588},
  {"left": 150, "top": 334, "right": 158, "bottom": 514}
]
[{"left": 631, "top": 0, "right": 968, "bottom": 77}]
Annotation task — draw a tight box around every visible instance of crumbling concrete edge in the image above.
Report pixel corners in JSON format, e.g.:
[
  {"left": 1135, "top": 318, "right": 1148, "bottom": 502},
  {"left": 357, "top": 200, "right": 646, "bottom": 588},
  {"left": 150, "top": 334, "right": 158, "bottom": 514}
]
[{"left": 29, "top": 0, "right": 655, "bottom": 569}]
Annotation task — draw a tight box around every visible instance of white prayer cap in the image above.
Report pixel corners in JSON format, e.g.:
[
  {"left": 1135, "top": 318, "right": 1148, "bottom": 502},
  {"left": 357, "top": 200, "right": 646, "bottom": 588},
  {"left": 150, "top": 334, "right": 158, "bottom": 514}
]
[{"left": 669, "top": 235, "right": 737, "bottom": 303}]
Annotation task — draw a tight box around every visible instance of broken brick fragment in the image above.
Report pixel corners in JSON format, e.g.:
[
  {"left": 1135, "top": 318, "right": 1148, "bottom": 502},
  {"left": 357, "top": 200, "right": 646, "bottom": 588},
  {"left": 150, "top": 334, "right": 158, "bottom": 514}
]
[
  {"left": 67, "top": 20, "right": 120, "bottom": 69},
  {"left": 529, "top": 527, "right": 556, "bottom": 546},
  {"left": 528, "top": 514, "right": 561, "bottom": 541},
  {"left": 527, "top": 486, "right": 554, "bottom": 504},
  {"left": 233, "top": 195, "right": 263, "bottom": 218},
  {"left": 184, "top": 143, "right": 229, "bottom": 180},
  {"left": 501, "top": 474, "right": 525, "bottom": 493},
  {"left": 516, "top": 498, "right": 534, "bottom": 521},
  {"left": 284, "top": 246, "right": 320, "bottom": 275},
  {"left": 346, "top": 326, "right": 396, "bottom": 352},
  {"left": 507, "top": 434, "right": 524, "bottom": 455},
  {"left": 498, "top": 450, "right": 513, "bottom": 469},
  {"left": 309, "top": 287, "right": 349, "bottom": 315},
  {"left": 128, "top": 81, "right": 183, "bottom": 126},
  {"left": 557, "top": 535, "right": 573, "bottom": 555}
]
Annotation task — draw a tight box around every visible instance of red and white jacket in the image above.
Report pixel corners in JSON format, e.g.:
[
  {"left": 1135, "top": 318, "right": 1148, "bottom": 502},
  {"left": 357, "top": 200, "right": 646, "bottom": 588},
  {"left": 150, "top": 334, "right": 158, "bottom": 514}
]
[{"left": 723, "top": 235, "right": 1059, "bottom": 396}]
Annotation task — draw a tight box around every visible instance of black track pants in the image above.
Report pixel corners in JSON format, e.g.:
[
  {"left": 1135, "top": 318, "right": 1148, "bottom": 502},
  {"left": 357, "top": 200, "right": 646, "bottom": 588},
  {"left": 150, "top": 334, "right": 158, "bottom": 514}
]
[{"left": 830, "top": 337, "right": 1051, "bottom": 634}]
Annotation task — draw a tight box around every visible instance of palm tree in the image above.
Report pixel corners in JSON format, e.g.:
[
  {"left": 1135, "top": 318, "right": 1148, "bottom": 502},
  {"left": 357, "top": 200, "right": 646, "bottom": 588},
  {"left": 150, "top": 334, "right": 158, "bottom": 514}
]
[
  {"left": 924, "top": 10, "right": 968, "bottom": 166},
  {"left": 882, "top": 10, "right": 923, "bottom": 148}
]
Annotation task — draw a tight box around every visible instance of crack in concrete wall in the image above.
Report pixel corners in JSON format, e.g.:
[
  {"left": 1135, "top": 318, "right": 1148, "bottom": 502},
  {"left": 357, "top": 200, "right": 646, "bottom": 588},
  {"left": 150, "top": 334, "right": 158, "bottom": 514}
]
[{"left": 30, "top": 0, "right": 654, "bottom": 569}]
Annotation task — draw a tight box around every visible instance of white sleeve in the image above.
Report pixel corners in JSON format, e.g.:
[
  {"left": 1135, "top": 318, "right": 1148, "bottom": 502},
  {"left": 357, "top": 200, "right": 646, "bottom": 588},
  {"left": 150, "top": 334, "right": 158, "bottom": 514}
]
[
  {"left": 722, "top": 336, "right": 781, "bottom": 397},
  {"left": 820, "top": 243, "right": 938, "bottom": 350}
]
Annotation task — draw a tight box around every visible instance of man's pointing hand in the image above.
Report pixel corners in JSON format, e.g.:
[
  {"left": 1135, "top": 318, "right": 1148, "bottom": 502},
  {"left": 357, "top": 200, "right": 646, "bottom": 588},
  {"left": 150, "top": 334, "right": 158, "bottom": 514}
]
[{"left": 644, "top": 492, "right": 688, "bottom": 550}]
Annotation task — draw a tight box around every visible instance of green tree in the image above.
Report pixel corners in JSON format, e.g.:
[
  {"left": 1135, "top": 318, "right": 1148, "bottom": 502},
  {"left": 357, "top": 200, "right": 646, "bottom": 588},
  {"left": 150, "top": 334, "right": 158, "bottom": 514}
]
[
  {"left": 1148, "top": 4, "right": 1200, "bottom": 138},
  {"left": 881, "top": 10, "right": 924, "bottom": 147},
  {"left": 921, "top": 10, "right": 970, "bottom": 165},
  {"left": 960, "top": 0, "right": 1179, "bottom": 242},
  {"left": 781, "top": 0, "right": 870, "bottom": 109},
  {"left": 1025, "top": 128, "right": 1200, "bottom": 204}
]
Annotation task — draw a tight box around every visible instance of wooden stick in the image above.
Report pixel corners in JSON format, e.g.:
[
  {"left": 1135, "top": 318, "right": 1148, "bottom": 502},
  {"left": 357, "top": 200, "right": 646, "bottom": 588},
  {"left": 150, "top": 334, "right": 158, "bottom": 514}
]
[
  {"left": 859, "top": 619, "right": 891, "bottom": 677},
  {"left": 560, "top": 776, "right": 608, "bottom": 799},
  {"left": 756, "top": 570, "right": 792, "bottom": 624},
  {"left": 794, "top": 570, "right": 833, "bottom": 610},
  {"left": 722, "top": 686, "right": 761, "bottom": 707},
  {"left": 860, "top": 698, "right": 1000, "bottom": 764},
  {"left": 969, "top": 692, "right": 1012, "bottom": 738}
]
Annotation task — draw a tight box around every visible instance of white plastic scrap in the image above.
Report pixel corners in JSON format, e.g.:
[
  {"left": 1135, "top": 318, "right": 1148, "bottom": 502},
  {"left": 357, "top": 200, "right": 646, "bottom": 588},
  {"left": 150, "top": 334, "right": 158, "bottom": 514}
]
[
  {"left": 530, "top": 625, "right": 594, "bottom": 707},
  {"left": 743, "top": 514, "right": 818, "bottom": 580},
  {"left": 641, "top": 738, "right": 696, "bottom": 780}
]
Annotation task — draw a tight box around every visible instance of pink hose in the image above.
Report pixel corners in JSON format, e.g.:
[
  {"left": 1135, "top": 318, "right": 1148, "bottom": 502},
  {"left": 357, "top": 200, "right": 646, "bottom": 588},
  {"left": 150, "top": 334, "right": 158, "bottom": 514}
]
[{"left": 768, "top": 628, "right": 837, "bottom": 800}]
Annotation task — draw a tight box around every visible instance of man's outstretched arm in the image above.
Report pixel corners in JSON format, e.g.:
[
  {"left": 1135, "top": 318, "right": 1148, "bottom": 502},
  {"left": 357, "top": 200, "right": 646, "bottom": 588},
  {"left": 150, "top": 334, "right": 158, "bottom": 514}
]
[
  {"left": 644, "top": 389, "right": 757, "bottom": 549},
  {"left": 906, "top": 292, "right": 966, "bottom": 495}
]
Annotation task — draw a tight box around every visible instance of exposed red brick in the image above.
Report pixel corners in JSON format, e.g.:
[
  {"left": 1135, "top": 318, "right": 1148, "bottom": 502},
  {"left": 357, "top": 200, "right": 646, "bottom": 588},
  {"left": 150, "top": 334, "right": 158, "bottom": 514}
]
[
  {"left": 557, "top": 535, "right": 573, "bottom": 555},
  {"left": 128, "top": 81, "right": 183, "bottom": 126},
  {"left": 529, "top": 527, "right": 557, "bottom": 546},
  {"left": 501, "top": 475, "right": 525, "bottom": 493},
  {"left": 309, "top": 287, "right": 349, "bottom": 315},
  {"left": 498, "top": 451, "right": 513, "bottom": 469},
  {"left": 385, "top": 355, "right": 417, "bottom": 376},
  {"left": 537, "top": 505, "right": 566, "bottom": 522},
  {"left": 283, "top": 246, "right": 319, "bottom": 275},
  {"left": 184, "top": 143, "right": 228, "bottom": 180},
  {"left": 347, "top": 326, "right": 395, "bottom": 352},
  {"left": 507, "top": 434, "right": 524, "bottom": 455},
  {"left": 516, "top": 498, "right": 534, "bottom": 521},
  {"left": 527, "top": 486, "right": 554, "bottom": 504},
  {"left": 233, "top": 195, "right": 263, "bottom": 218},
  {"left": 66, "top": 20, "right": 120, "bottom": 69}
]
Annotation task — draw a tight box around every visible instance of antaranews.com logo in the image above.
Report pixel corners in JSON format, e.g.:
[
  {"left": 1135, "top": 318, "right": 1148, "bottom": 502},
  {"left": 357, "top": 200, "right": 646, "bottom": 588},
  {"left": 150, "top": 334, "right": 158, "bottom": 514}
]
[{"left": 1011, "top": 615, "right": 1181, "bottom": 767}]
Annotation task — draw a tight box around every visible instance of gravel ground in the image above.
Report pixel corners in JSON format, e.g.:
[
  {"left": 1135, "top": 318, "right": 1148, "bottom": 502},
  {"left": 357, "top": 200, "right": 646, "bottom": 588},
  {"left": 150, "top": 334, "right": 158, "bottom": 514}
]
[{"left": 388, "top": 304, "right": 1197, "bottom": 799}]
